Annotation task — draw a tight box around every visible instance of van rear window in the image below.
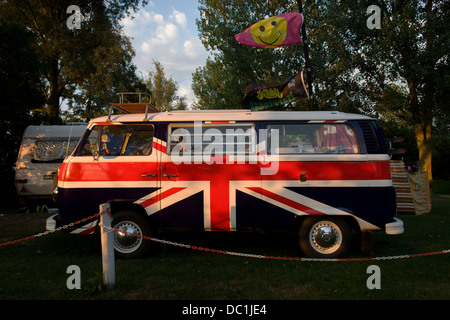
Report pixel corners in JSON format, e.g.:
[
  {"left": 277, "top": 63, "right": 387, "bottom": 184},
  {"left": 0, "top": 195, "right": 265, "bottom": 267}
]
[{"left": 267, "top": 123, "right": 359, "bottom": 154}]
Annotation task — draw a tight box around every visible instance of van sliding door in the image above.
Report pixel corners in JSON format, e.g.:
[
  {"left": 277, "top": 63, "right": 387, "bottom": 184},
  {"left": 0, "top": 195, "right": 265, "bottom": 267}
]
[{"left": 161, "top": 121, "right": 261, "bottom": 231}]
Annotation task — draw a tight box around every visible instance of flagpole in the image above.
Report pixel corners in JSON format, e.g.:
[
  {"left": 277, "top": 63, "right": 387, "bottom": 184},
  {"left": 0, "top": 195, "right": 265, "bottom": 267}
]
[{"left": 297, "top": 0, "right": 314, "bottom": 111}]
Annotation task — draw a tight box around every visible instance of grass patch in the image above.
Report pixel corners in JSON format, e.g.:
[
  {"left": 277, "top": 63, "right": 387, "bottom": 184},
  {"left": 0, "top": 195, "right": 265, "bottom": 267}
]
[
  {"left": 433, "top": 179, "right": 450, "bottom": 195},
  {"left": 1, "top": 197, "right": 449, "bottom": 301}
]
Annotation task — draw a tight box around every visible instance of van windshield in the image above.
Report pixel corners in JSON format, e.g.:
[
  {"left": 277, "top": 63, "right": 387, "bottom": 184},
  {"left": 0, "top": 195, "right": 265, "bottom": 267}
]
[{"left": 80, "top": 124, "right": 154, "bottom": 157}]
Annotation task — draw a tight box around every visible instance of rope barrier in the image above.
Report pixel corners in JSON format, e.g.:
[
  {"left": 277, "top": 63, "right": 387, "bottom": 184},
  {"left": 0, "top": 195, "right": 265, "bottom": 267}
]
[
  {"left": 98, "top": 224, "right": 450, "bottom": 262},
  {"left": 0, "top": 211, "right": 103, "bottom": 247},
  {"left": 1, "top": 209, "right": 449, "bottom": 262}
]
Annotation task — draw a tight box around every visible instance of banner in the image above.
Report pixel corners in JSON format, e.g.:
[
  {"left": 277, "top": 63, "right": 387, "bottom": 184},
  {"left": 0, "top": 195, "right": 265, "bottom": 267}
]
[
  {"left": 235, "top": 12, "right": 303, "bottom": 48},
  {"left": 243, "top": 72, "right": 309, "bottom": 110}
]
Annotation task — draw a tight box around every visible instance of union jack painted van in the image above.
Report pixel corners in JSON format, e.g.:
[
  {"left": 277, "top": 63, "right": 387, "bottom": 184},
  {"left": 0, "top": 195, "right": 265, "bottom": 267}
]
[{"left": 47, "top": 109, "right": 404, "bottom": 258}]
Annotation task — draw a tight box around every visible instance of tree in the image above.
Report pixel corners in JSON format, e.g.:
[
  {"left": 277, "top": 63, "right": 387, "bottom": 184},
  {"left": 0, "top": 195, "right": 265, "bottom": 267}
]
[
  {"left": 194, "top": 0, "right": 449, "bottom": 181},
  {"left": 192, "top": 57, "right": 242, "bottom": 109},
  {"left": 194, "top": 0, "right": 308, "bottom": 110},
  {"left": 145, "top": 60, "right": 187, "bottom": 111},
  {"left": 2, "top": 0, "right": 147, "bottom": 123},
  {"left": 63, "top": 3, "right": 143, "bottom": 121},
  {"left": 308, "top": 0, "right": 449, "bottom": 182},
  {"left": 0, "top": 18, "right": 45, "bottom": 204}
]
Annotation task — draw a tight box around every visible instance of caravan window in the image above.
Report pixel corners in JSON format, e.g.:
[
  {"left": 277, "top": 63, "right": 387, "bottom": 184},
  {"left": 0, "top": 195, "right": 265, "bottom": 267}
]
[
  {"left": 267, "top": 123, "right": 359, "bottom": 154},
  {"left": 31, "top": 140, "right": 79, "bottom": 163},
  {"left": 81, "top": 124, "right": 154, "bottom": 156}
]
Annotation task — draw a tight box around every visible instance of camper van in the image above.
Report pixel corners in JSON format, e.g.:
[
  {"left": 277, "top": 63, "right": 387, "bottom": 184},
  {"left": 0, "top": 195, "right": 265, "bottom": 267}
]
[
  {"left": 47, "top": 109, "right": 403, "bottom": 259},
  {"left": 15, "top": 124, "right": 87, "bottom": 205}
]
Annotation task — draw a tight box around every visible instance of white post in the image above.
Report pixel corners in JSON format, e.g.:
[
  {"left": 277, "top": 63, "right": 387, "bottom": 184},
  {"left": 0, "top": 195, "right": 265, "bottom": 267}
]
[{"left": 100, "top": 203, "right": 115, "bottom": 289}]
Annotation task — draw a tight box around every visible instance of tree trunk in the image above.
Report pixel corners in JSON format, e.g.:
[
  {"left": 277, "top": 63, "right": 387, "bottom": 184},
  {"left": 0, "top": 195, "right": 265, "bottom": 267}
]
[
  {"left": 407, "top": 75, "right": 433, "bottom": 183},
  {"left": 414, "top": 123, "right": 433, "bottom": 183},
  {"left": 47, "top": 57, "right": 62, "bottom": 124}
]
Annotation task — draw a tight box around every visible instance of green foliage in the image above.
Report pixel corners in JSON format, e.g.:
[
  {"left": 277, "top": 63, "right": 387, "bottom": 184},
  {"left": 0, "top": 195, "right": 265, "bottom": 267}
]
[
  {"left": 193, "top": 0, "right": 449, "bottom": 178},
  {"left": 193, "top": 0, "right": 304, "bottom": 110},
  {"left": 144, "top": 60, "right": 187, "bottom": 112},
  {"left": 2, "top": 0, "right": 148, "bottom": 123},
  {"left": 0, "top": 18, "right": 46, "bottom": 204}
]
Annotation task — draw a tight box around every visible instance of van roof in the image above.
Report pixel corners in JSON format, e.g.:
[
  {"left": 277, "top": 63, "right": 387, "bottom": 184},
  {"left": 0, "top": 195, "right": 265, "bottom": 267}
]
[{"left": 91, "top": 110, "right": 374, "bottom": 124}]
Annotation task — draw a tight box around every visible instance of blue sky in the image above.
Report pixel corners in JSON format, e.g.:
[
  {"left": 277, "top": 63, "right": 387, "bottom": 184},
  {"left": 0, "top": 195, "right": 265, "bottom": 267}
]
[{"left": 121, "top": 0, "right": 210, "bottom": 107}]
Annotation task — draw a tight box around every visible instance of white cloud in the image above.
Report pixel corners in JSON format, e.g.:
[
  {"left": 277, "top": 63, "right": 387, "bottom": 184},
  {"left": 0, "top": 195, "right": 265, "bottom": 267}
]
[
  {"left": 184, "top": 37, "right": 205, "bottom": 60},
  {"left": 171, "top": 9, "right": 187, "bottom": 28},
  {"left": 121, "top": 3, "right": 209, "bottom": 108},
  {"left": 158, "top": 22, "right": 178, "bottom": 42}
]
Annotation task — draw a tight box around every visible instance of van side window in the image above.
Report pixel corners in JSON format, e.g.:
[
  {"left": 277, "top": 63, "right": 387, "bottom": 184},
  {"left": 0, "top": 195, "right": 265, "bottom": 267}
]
[
  {"left": 80, "top": 124, "right": 154, "bottom": 156},
  {"left": 267, "top": 123, "right": 359, "bottom": 154},
  {"left": 168, "top": 123, "right": 256, "bottom": 155}
]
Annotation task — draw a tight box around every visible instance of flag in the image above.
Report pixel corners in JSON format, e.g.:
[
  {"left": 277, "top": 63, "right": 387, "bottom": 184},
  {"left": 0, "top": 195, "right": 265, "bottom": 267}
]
[
  {"left": 235, "top": 12, "right": 303, "bottom": 48},
  {"left": 243, "top": 72, "right": 309, "bottom": 110}
]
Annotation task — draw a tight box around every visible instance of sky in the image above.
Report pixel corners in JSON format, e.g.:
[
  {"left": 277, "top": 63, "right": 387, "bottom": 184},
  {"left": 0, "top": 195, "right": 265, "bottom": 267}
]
[{"left": 120, "top": 0, "right": 210, "bottom": 108}]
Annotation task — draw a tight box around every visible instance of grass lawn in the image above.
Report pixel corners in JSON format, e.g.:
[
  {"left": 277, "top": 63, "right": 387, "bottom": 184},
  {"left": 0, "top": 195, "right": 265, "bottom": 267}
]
[{"left": 0, "top": 196, "right": 449, "bottom": 302}]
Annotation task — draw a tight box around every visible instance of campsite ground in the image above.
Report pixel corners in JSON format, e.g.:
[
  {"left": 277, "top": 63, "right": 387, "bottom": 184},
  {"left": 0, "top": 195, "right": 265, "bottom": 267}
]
[{"left": 0, "top": 183, "right": 449, "bottom": 301}]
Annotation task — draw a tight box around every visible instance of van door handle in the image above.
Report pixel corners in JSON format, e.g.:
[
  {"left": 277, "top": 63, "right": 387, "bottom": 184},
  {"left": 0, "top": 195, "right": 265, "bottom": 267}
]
[
  {"left": 164, "top": 173, "right": 179, "bottom": 178},
  {"left": 300, "top": 172, "right": 308, "bottom": 182},
  {"left": 141, "top": 173, "right": 157, "bottom": 177}
]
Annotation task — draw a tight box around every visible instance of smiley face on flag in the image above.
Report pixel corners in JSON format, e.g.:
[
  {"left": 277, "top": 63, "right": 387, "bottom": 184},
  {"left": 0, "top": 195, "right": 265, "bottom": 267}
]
[
  {"left": 250, "top": 15, "right": 288, "bottom": 47},
  {"left": 235, "top": 12, "right": 303, "bottom": 49}
]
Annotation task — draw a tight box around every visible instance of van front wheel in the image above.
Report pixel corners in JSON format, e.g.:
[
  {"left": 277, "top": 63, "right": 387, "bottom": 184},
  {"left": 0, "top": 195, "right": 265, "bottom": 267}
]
[
  {"left": 112, "top": 210, "right": 154, "bottom": 259},
  {"left": 298, "top": 217, "right": 351, "bottom": 258}
]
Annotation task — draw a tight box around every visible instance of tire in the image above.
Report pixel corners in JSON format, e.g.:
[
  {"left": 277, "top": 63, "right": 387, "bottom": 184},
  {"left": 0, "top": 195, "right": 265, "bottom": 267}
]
[
  {"left": 298, "top": 216, "right": 351, "bottom": 258},
  {"left": 112, "top": 210, "right": 154, "bottom": 259}
]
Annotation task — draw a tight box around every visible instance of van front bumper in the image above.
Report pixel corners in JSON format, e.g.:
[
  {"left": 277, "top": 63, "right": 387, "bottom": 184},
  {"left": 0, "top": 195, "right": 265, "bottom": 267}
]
[{"left": 385, "top": 218, "right": 404, "bottom": 235}]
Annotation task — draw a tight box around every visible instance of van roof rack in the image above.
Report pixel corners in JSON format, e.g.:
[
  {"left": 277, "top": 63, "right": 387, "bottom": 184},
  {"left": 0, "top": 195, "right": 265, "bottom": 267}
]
[{"left": 107, "top": 92, "right": 159, "bottom": 122}]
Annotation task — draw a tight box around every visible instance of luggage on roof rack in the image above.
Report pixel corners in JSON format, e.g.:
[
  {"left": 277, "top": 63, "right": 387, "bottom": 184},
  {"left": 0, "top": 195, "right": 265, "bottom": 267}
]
[{"left": 107, "top": 92, "right": 159, "bottom": 122}]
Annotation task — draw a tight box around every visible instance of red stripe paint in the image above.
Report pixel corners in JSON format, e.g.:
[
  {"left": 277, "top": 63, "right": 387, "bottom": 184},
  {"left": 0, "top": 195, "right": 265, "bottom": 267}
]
[
  {"left": 62, "top": 160, "right": 391, "bottom": 182},
  {"left": 64, "top": 162, "right": 158, "bottom": 182},
  {"left": 209, "top": 175, "right": 231, "bottom": 230},
  {"left": 153, "top": 141, "right": 167, "bottom": 153},
  {"left": 247, "top": 187, "right": 326, "bottom": 215},
  {"left": 79, "top": 226, "right": 97, "bottom": 234},
  {"left": 263, "top": 161, "right": 391, "bottom": 181},
  {"left": 139, "top": 187, "right": 186, "bottom": 208}
]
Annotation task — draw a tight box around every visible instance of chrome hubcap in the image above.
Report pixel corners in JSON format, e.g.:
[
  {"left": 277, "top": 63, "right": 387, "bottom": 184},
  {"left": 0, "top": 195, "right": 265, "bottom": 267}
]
[
  {"left": 114, "top": 221, "right": 143, "bottom": 253},
  {"left": 309, "top": 221, "right": 342, "bottom": 254}
]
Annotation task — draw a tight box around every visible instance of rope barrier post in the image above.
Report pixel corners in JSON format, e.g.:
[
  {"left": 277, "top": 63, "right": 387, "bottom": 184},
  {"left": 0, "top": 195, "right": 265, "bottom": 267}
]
[{"left": 100, "top": 203, "right": 115, "bottom": 289}]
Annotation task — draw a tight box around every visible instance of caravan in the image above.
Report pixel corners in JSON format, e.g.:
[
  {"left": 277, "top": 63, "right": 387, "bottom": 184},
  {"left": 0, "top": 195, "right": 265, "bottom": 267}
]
[{"left": 15, "top": 124, "right": 87, "bottom": 205}]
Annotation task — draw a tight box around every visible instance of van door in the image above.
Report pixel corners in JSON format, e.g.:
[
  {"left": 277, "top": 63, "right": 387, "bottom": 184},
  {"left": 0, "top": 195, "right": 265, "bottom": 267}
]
[
  {"left": 157, "top": 121, "right": 261, "bottom": 231},
  {"left": 59, "top": 123, "right": 158, "bottom": 225}
]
